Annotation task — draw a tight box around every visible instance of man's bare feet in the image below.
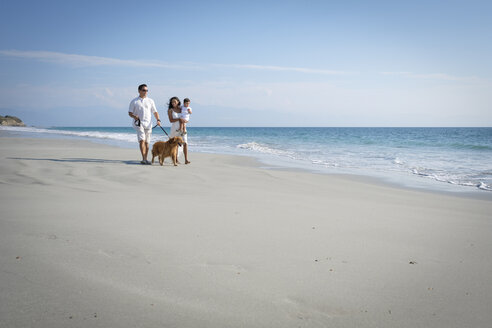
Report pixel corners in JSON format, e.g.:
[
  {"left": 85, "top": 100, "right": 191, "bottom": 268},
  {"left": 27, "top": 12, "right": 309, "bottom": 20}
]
[{"left": 185, "top": 160, "right": 191, "bottom": 164}]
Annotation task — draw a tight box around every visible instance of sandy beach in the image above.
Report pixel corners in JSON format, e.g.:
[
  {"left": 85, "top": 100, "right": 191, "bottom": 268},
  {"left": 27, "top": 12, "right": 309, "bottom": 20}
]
[{"left": 1, "top": 134, "right": 492, "bottom": 328}]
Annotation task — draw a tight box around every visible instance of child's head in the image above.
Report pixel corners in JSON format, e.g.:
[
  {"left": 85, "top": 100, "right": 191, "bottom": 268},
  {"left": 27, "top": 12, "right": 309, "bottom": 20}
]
[{"left": 184, "top": 98, "right": 191, "bottom": 106}]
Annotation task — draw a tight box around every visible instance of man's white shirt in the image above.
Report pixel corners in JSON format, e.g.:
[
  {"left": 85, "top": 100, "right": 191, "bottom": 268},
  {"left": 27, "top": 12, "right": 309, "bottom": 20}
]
[{"left": 128, "top": 97, "right": 157, "bottom": 129}]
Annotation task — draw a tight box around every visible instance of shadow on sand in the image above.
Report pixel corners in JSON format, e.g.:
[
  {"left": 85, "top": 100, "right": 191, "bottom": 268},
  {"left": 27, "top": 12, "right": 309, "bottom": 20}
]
[{"left": 7, "top": 157, "right": 144, "bottom": 165}]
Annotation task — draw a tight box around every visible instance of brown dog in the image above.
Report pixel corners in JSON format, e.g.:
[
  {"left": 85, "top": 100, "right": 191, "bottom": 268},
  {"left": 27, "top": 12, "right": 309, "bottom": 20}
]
[{"left": 151, "top": 136, "right": 183, "bottom": 166}]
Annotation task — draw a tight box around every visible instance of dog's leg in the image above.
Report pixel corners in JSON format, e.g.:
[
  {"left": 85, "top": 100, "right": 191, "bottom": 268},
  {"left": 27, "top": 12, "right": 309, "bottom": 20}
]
[
  {"left": 173, "top": 151, "right": 178, "bottom": 166},
  {"left": 160, "top": 155, "right": 164, "bottom": 166}
]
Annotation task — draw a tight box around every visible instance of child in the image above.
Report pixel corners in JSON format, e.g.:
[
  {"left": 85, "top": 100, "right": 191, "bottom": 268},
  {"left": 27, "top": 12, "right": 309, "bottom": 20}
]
[{"left": 177, "top": 98, "right": 192, "bottom": 135}]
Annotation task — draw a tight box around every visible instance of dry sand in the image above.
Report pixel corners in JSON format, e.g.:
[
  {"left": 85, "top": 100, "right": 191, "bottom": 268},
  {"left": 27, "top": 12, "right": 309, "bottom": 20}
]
[{"left": 1, "top": 135, "right": 491, "bottom": 328}]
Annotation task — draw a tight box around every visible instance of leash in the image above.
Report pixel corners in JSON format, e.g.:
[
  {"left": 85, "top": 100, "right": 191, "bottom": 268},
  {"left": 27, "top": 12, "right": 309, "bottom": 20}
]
[
  {"left": 152, "top": 123, "right": 184, "bottom": 147},
  {"left": 153, "top": 124, "right": 170, "bottom": 139}
]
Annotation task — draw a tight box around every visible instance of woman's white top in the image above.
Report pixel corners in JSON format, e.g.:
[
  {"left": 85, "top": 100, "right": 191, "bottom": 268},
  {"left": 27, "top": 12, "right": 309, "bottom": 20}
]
[{"left": 169, "top": 109, "right": 188, "bottom": 143}]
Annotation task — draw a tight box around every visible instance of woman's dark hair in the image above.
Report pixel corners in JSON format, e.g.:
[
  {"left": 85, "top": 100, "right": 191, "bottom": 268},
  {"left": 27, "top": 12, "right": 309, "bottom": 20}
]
[
  {"left": 168, "top": 96, "right": 181, "bottom": 110},
  {"left": 138, "top": 84, "right": 147, "bottom": 91}
]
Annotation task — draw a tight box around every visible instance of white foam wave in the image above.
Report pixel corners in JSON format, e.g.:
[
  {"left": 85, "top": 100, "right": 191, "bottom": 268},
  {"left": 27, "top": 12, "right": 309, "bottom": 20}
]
[
  {"left": 410, "top": 166, "right": 491, "bottom": 191},
  {"left": 477, "top": 182, "right": 492, "bottom": 191},
  {"left": 236, "top": 142, "right": 295, "bottom": 157},
  {"left": 1, "top": 126, "right": 136, "bottom": 143},
  {"left": 393, "top": 157, "right": 404, "bottom": 165},
  {"left": 311, "top": 159, "right": 339, "bottom": 167}
]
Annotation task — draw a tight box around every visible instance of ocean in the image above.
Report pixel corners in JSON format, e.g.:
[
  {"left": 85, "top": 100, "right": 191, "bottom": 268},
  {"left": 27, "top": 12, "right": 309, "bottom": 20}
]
[{"left": 2, "top": 126, "right": 491, "bottom": 193}]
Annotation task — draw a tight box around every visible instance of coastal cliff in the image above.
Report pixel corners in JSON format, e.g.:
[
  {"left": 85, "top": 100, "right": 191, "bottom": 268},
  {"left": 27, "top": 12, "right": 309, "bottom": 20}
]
[{"left": 0, "top": 115, "right": 25, "bottom": 127}]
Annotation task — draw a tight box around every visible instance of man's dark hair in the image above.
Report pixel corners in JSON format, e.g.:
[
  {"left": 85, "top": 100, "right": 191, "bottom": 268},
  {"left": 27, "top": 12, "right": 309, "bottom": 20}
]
[
  {"left": 138, "top": 84, "right": 148, "bottom": 91},
  {"left": 184, "top": 98, "right": 190, "bottom": 103}
]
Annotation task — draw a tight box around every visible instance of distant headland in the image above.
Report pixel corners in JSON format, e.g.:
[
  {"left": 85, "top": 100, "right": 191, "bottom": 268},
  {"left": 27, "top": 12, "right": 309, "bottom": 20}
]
[{"left": 0, "top": 115, "right": 25, "bottom": 127}]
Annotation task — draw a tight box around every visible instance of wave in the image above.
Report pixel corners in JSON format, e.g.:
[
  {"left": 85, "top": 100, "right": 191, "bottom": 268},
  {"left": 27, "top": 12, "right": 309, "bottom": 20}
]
[
  {"left": 450, "top": 143, "right": 492, "bottom": 151},
  {"left": 236, "top": 141, "right": 491, "bottom": 191},
  {"left": 393, "top": 157, "right": 404, "bottom": 165},
  {"left": 311, "top": 159, "right": 340, "bottom": 167},
  {"left": 236, "top": 142, "right": 295, "bottom": 157},
  {"left": 1, "top": 126, "right": 137, "bottom": 143},
  {"left": 410, "top": 167, "right": 491, "bottom": 191},
  {"left": 478, "top": 182, "right": 492, "bottom": 191}
]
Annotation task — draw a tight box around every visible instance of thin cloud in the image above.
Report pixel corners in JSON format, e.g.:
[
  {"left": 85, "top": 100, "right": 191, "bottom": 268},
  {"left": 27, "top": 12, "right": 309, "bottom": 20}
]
[
  {"left": 380, "top": 71, "right": 481, "bottom": 82},
  {"left": 0, "top": 49, "right": 190, "bottom": 69},
  {"left": 214, "top": 63, "right": 353, "bottom": 75},
  {"left": 0, "top": 49, "right": 350, "bottom": 75}
]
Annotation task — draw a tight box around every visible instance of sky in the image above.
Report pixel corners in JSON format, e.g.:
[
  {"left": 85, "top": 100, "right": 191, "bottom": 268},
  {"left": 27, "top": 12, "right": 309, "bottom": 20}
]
[{"left": 0, "top": 0, "right": 491, "bottom": 127}]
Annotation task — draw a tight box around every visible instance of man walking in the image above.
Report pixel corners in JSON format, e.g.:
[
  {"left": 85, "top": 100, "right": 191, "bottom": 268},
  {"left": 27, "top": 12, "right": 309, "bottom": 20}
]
[{"left": 128, "top": 84, "right": 161, "bottom": 164}]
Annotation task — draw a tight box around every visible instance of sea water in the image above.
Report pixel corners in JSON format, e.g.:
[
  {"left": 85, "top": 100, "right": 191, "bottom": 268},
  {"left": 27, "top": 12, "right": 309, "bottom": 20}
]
[{"left": 2, "top": 126, "right": 491, "bottom": 193}]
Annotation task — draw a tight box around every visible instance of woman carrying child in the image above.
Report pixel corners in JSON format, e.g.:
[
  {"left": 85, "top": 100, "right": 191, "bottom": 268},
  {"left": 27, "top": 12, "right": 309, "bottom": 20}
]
[{"left": 167, "top": 96, "right": 191, "bottom": 164}]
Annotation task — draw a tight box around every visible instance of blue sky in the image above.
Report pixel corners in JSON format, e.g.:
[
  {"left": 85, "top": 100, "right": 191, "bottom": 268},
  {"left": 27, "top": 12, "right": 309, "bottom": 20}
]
[{"left": 0, "top": 0, "right": 491, "bottom": 126}]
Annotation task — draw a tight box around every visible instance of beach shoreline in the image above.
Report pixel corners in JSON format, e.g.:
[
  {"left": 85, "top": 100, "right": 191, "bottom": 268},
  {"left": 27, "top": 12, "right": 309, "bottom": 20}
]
[
  {"left": 2, "top": 126, "right": 491, "bottom": 195},
  {"left": 1, "top": 134, "right": 492, "bottom": 327},
  {"left": 1, "top": 128, "right": 491, "bottom": 199}
]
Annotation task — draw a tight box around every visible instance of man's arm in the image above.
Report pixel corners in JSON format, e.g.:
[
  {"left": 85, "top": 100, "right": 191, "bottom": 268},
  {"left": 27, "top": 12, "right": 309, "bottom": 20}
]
[
  {"left": 154, "top": 112, "right": 161, "bottom": 126},
  {"left": 128, "top": 100, "right": 138, "bottom": 120}
]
